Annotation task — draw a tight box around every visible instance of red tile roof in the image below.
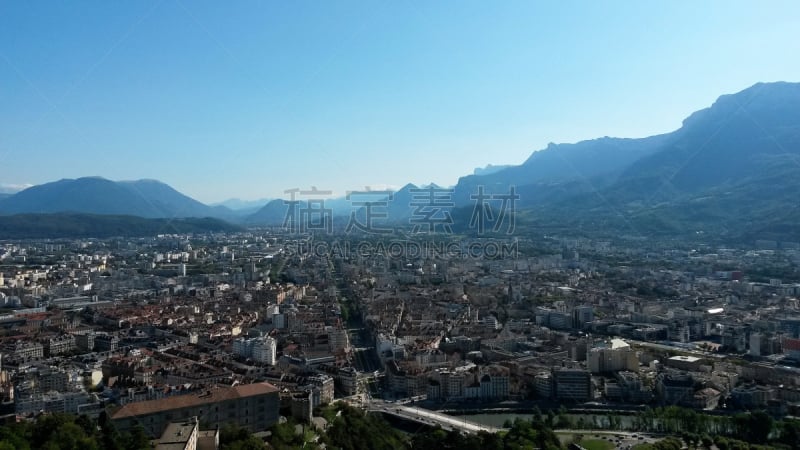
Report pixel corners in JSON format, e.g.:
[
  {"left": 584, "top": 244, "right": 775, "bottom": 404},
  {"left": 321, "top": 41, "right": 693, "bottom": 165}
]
[{"left": 110, "top": 382, "right": 278, "bottom": 419}]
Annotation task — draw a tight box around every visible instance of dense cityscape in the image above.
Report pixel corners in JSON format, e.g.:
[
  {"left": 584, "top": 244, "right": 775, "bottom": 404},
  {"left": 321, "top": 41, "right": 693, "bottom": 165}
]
[
  {"left": 0, "top": 225, "right": 799, "bottom": 448},
  {"left": 3, "top": 2, "right": 800, "bottom": 449}
]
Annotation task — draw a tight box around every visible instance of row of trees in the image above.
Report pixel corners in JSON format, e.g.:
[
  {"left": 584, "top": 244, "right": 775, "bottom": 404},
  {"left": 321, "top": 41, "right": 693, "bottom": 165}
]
[
  {"left": 633, "top": 433, "right": 787, "bottom": 450},
  {"left": 559, "top": 405, "right": 800, "bottom": 448},
  {"left": 252, "top": 404, "right": 800, "bottom": 450},
  {"left": 5, "top": 405, "right": 799, "bottom": 450},
  {"left": 271, "top": 404, "right": 563, "bottom": 450},
  {"left": 0, "top": 413, "right": 290, "bottom": 450},
  {"left": 0, "top": 413, "right": 149, "bottom": 450},
  {"left": 412, "top": 418, "right": 562, "bottom": 450}
]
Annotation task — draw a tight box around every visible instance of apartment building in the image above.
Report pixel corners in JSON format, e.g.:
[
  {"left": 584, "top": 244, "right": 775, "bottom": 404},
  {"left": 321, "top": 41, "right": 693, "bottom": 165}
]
[{"left": 111, "top": 382, "right": 280, "bottom": 438}]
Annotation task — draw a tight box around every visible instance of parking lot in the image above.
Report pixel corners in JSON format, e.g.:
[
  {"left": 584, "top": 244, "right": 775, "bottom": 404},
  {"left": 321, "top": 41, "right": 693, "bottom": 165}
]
[{"left": 558, "top": 431, "right": 661, "bottom": 449}]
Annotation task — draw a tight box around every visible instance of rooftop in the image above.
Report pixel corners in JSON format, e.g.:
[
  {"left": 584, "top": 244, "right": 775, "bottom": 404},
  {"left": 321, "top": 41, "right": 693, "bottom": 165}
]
[
  {"left": 155, "top": 419, "right": 197, "bottom": 450},
  {"left": 111, "top": 382, "right": 278, "bottom": 419},
  {"left": 668, "top": 355, "right": 702, "bottom": 363},
  {"left": 610, "top": 338, "right": 629, "bottom": 349}
]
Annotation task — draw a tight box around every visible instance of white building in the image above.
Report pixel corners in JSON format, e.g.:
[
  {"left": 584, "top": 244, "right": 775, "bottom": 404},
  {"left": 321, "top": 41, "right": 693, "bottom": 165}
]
[
  {"left": 588, "top": 338, "right": 639, "bottom": 373},
  {"left": 252, "top": 337, "right": 277, "bottom": 365},
  {"left": 234, "top": 336, "right": 277, "bottom": 365},
  {"left": 15, "top": 390, "right": 93, "bottom": 415}
]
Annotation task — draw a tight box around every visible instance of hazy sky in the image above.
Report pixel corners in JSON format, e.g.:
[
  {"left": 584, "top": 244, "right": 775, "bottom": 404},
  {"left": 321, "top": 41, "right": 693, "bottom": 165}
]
[{"left": 2, "top": 1, "right": 799, "bottom": 202}]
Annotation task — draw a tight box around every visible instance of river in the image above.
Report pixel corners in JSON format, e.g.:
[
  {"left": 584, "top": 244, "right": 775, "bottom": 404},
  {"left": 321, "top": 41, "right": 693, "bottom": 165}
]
[{"left": 452, "top": 412, "right": 639, "bottom": 429}]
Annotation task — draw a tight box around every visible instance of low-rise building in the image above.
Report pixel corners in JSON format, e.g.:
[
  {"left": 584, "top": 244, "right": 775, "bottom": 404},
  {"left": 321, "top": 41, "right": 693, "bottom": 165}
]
[
  {"left": 665, "top": 355, "right": 704, "bottom": 372},
  {"left": 731, "top": 384, "right": 775, "bottom": 409},
  {"left": 153, "top": 417, "right": 219, "bottom": 450},
  {"left": 95, "top": 334, "right": 119, "bottom": 352}
]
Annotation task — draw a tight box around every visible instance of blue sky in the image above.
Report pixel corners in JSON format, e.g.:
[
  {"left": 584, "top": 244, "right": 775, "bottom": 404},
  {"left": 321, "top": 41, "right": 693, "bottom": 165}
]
[{"left": 2, "top": 1, "right": 799, "bottom": 202}]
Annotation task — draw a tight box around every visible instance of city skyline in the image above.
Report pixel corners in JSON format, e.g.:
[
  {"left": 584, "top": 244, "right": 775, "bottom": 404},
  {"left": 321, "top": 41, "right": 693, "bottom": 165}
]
[{"left": 2, "top": 1, "right": 800, "bottom": 202}]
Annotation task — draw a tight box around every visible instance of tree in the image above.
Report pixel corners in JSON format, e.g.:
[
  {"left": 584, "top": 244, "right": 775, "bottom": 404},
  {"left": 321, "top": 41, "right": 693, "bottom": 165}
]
[
  {"left": 124, "top": 424, "right": 150, "bottom": 450},
  {"left": 97, "top": 411, "right": 124, "bottom": 450},
  {"left": 654, "top": 437, "right": 683, "bottom": 450},
  {"left": 226, "top": 436, "right": 266, "bottom": 450},
  {"left": 545, "top": 410, "right": 556, "bottom": 427},
  {"left": 477, "top": 431, "right": 504, "bottom": 450},
  {"left": 264, "top": 421, "right": 300, "bottom": 450},
  {"left": 733, "top": 411, "right": 773, "bottom": 444},
  {"left": 531, "top": 406, "right": 543, "bottom": 423},
  {"left": 681, "top": 432, "right": 699, "bottom": 449},
  {"left": 0, "top": 422, "right": 31, "bottom": 450},
  {"left": 31, "top": 414, "right": 72, "bottom": 449},
  {"left": 555, "top": 410, "right": 572, "bottom": 429},
  {"left": 779, "top": 418, "right": 800, "bottom": 446},
  {"left": 0, "top": 411, "right": 211, "bottom": 450},
  {"left": 411, "top": 428, "right": 448, "bottom": 450},
  {"left": 74, "top": 414, "right": 96, "bottom": 437},
  {"left": 749, "top": 410, "right": 775, "bottom": 444},
  {"left": 323, "top": 404, "right": 407, "bottom": 450},
  {"left": 46, "top": 422, "right": 100, "bottom": 450}
]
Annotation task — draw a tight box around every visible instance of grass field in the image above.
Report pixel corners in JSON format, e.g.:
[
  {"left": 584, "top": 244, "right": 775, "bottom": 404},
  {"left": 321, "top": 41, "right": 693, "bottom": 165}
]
[
  {"left": 579, "top": 439, "right": 616, "bottom": 450},
  {"left": 631, "top": 444, "right": 657, "bottom": 450}
]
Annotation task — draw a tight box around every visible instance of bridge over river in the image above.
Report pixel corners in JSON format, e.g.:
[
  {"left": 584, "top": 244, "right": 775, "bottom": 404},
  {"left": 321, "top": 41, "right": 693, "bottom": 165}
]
[{"left": 367, "top": 399, "right": 503, "bottom": 434}]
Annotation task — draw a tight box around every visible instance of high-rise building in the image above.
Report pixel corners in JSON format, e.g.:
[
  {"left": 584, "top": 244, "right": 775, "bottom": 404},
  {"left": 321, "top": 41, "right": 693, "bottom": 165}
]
[
  {"left": 75, "top": 331, "right": 95, "bottom": 352},
  {"left": 534, "top": 372, "right": 553, "bottom": 399},
  {"left": 749, "top": 332, "right": 763, "bottom": 356},
  {"left": 573, "top": 305, "right": 594, "bottom": 329},
  {"left": 587, "top": 339, "right": 639, "bottom": 373},
  {"left": 441, "top": 371, "right": 465, "bottom": 400},
  {"left": 656, "top": 372, "right": 695, "bottom": 405},
  {"left": 554, "top": 368, "right": 592, "bottom": 402},
  {"left": 328, "top": 328, "right": 350, "bottom": 353},
  {"left": 252, "top": 337, "right": 277, "bottom": 365}
]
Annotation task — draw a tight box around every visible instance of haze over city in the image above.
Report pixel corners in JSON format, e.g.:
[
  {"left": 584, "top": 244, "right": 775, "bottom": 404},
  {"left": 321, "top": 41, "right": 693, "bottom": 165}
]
[{"left": 5, "top": 2, "right": 800, "bottom": 450}]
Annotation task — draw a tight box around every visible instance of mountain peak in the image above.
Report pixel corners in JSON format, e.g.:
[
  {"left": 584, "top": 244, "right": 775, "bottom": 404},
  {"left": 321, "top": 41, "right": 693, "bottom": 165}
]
[
  {"left": 419, "top": 182, "right": 447, "bottom": 190},
  {"left": 120, "top": 178, "right": 169, "bottom": 185},
  {"left": 66, "top": 176, "right": 111, "bottom": 183},
  {"left": 0, "top": 177, "right": 220, "bottom": 219},
  {"left": 397, "top": 183, "right": 418, "bottom": 192},
  {"left": 682, "top": 81, "right": 800, "bottom": 128}
]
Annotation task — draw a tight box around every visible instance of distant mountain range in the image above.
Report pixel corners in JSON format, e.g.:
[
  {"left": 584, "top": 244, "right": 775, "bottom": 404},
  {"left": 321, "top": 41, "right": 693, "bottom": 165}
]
[
  {"left": 458, "top": 82, "right": 800, "bottom": 194},
  {"left": 472, "top": 164, "right": 513, "bottom": 176},
  {"left": 0, "top": 177, "right": 230, "bottom": 219},
  {"left": 212, "top": 197, "right": 273, "bottom": 214},
  {"left": 1, "top": 82, "right": 799, "bottom": 241}
]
